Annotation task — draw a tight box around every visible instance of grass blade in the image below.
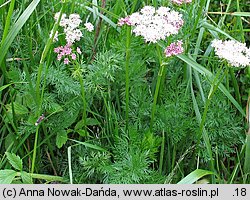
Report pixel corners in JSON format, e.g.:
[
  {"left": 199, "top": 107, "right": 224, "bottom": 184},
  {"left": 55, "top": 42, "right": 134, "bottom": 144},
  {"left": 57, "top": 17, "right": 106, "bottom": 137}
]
[
  {"left": 177, "top": 54, "right": 245, "bottom": 116},
  {"left": 0, "top": 0, "right": 40, "bottom": 68},
  {"left": 68, "top": 146, "right": 73, "bottom": 184},
  {"left": 201, "top": 21, "right": 235, "bottom": 40},
  {"left": 244, "top": 97, "right": 250, "bottom": 174},
  {"left": 177, "top": 169, "right": 214, "bottom": 184},
  {"left": 232, "top": 12, "right": 250, "bottom": 17}
]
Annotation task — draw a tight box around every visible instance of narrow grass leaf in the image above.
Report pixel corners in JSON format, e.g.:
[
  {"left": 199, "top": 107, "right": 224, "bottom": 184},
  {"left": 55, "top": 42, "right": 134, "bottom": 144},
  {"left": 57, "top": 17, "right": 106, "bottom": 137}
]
[
  {"left": 92, "top": 0, "right": 99, "bottom": 20},
  {"left": 85, "top": 6, "right": 121, "bottom": 32},
  {"left": 0, "top": 83, "right": 12, "bottom": 92},
  {"left": 0, "top": 1, "right": 11, "bottom": 9},
  {"left": 244, "top": 98, "right": 250, "bottom": 174},
  {"left": 177, "top": 169, "right": 214, "bottom": 184},
  {"left": 16, "top": 172, "right": 65, "bottom": 183},
  {"left": 0, "top": 82, "right": 27, "bottom": 92},
  {"left": 68, "top": 146, "right": 73, "bottom": 184},
  {"left": 177, "top": 54, "right": 245, "bottom": 116},
  {"left": 201, "top": 21, "right": 235, "bottom": 40},
  {"left": 232, "top": 12, "right": 250, "bottom": 17},
  {"left": 69, "top": 138, "right": 106, "bottom": 152},
  {"left": 0, "top": 0, "right": 40, "bottom": 67}
]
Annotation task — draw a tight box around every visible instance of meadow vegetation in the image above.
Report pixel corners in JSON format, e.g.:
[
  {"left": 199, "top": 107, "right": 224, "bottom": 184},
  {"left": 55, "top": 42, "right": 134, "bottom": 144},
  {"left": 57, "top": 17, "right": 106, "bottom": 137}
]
[{"left": 0, "top": 0, "right": 249, "bottom": 184}]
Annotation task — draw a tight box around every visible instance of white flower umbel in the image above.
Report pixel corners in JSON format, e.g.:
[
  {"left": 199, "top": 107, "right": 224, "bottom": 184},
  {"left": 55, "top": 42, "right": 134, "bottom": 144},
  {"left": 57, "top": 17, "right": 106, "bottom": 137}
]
[
  {"left": 211, "top": 39, "right": 250, "bottom": 67},
  {"left": 119, "top": 6, "right": 183, "bottom": 43},
  {"left": 84, "top": 22, "right": 94, "bottom": 32},
  {"left": 68, "top": 14, "right": 82, "bottom": 29},
  {"left": 54, "top": 12, "right": 83, "bottom": 44},
  {"left": 171, "top": 0, "right": 192, "bottom": 5}
]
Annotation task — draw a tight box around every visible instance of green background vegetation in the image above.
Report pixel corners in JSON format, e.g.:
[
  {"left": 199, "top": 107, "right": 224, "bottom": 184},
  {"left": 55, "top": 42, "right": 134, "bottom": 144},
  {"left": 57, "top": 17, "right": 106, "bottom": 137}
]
[{"left": 0, "top": 0, "right": 249, "bottom": 184}]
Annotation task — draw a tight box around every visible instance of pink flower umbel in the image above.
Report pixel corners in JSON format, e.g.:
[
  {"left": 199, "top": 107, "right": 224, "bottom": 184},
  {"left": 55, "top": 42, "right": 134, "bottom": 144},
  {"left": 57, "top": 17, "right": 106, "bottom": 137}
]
[
  {"left": 165, "top": 40, "right": 184, "bottom": 57},
  {"left": 57, "top": 54, "right": 62, "bottom": 61},
  {"left": 54, "top": 47, "right": 60, "bottom": 53},
  {"left": 52, "top": 12, "right": 86, "bottom": 65},
  {"left": 54, "top": 44, "right": 73, "bottom": 57},
  {"left": 76, "top": 47, "right": 82, "bottom": 54},
  {"left": 118, "top": 17, "right": 132, "bottom": 26},
  {"left": 64, "top": 45, "right": 72, "bottom": 55},
  {"left": 71, "top": 53, "right": 77, "bottom": 60},
  {"left": 64, "top": 58, "right": 70, "bottom": 65}
]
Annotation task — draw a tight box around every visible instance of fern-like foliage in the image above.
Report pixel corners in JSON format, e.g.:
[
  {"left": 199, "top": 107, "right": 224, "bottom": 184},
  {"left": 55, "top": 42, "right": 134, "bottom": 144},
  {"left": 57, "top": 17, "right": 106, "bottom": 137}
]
[
  {"left": 44, "top": 65, "right": 81, "bottom": 99},
  {"left": 197, "top": 87, "right": 244, "bottom": 161},
  {"left": 70, "top": 127, "right": 163, "bottom": 183},
  {"left": 87, "top": 50, "right": 122, "bottom": 84}
]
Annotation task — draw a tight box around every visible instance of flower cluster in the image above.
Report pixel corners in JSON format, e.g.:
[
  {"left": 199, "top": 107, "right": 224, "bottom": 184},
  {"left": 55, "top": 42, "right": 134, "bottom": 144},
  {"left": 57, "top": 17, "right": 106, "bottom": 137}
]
[
  {"left": 118, "top": 6, "right": 184, "bottom": 43},
  {"left": 118, "top": 16, "right": 132, "bottom": 26},
  {"left": 171, "top": 0, "right": 192, "bottom": 5},
  {"left": 211, "top": 39, "right": 250, "bottom": 67},
  {"left": 51, "top": 12, "right": 91, "bottom": 65},
  {"left": 84, "top": 22, "right": 94, "bottom": 32},
  {"left": 165, "top": 40, "right": 184, "bottom": 57},
  {"left": 54, "top": 12, "right": 83, "bottom": 44},
  {"left": 54, "top": 44, "right": 82, "bottom": 64}
]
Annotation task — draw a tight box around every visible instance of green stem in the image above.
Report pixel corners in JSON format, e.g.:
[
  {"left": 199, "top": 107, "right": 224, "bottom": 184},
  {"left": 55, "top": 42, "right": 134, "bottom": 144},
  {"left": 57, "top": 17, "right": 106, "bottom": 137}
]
[
  {"left": 229, "top": 68, "right": 241, "bottom": 106},
  {"left": 32, "top": 3, "right": 66, "bottom": 174},
  {"left": 158, "top": 66, "right": 167, "bottom": 102},
  {"left": 197, "top": 68, "right": 227, "bottom": 182},
  {"left": 244, "top": 96, "right": 250, "bottom": 175},
  {"left": 152, "top": 0, "right": 157, "bottom": 8},
  {"left": 35, "top": 4, "right": 66, "bottom": 109},
  {"left": 159, "top": 131, "right": 165, "bottom": 174},
  {"left": 16, "top": 172, "right": 66, "bottom": 183},
  {"left": 31, "top": 127, "right": 39, "bottom": 173},
  {"left": 191, "top": 0, "right": 206, "bottom": 38},
  {"left": 125, "top": 26, "right": 131, "bottom": 132},
  {"left": 68, "top": 146, "right": 73, "bottom": 184},
  {"left": 244, "top": 135, "right": 250, "bottom": 174},
  {"left": 150, "top": 62, "right": 165, "bottom": 133},
  {"left": 150, "top": 45, "right": 164, "bottom": 132},
  {"left": 131, "top": 0, "right": 139, "bottom": 13},
  {"left": 79, "top": 75, "right": 87, "bottom": 132},
  {"left": 0, "top": 0, "right": 15, "bottom": 78},
  {"left": 248, "top": 67, "right": 250, "bottom": 78},
  {"left": 1, "top": 0, "right": 15, "bottom": 42}
]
